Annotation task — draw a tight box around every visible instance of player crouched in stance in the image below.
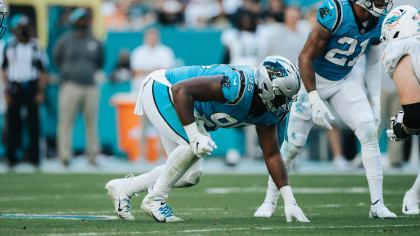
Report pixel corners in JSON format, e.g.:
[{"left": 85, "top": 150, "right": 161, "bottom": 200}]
[
  {"left": 381, "top": 5, "right": 420, "bottom": 215},
  {"left": 105, "top": 56, "right": 310, "bottom": 223},
  {"left": 255, "top": 0, "right": 397, "bottom": 219}
]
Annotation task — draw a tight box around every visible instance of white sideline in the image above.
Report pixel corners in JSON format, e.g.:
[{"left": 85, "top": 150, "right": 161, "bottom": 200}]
[{"left": 43, "top": 224, "right": 420, "bottom": 236}]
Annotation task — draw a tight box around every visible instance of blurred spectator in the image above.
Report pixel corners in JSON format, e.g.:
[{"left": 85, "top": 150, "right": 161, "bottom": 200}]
[
  {"left": 156, "top": 0, "right": 184, "bottom": 25},
  {"left": 130, "top": 28, "right": 175, "bottom": 157},
  {"left": 1, "top": 14, "right": 47, "bottom": 170},
  {"left": 184, "top": 0, "right": 222, "bottom": 28},
  {"left": 221, "top": 11, "right": 266, "bottom": 66},
  {"left": 110, "top": 49, "right": 132, "bottom": 83},
  {"left": 262, "top": 0, "right": 285, "bottom": 23},
  {"left": 267, "top": 6, "right": 307, "bottom": 64},
  {"left": 130, "top": 28, "right": 175, "bottom": 81},
  {"left": 54, "top": 8, "right": 103, "bottom": 167},
  {"left": 104, "top": 0, "right": 130, "bottom": 31}
]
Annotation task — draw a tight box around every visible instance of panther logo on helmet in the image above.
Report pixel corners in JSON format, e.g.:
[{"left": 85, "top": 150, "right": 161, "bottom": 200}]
[{"left": 256, "top": 56, "right": 301, "bottom": 119}]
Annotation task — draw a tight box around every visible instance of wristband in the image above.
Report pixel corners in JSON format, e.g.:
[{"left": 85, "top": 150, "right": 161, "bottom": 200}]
[
  {"left": 183, "top": 122, "right": 200, "bottom": 141},
  {"left": 307, "top": 90, "right": 320, "bottom": 105}
]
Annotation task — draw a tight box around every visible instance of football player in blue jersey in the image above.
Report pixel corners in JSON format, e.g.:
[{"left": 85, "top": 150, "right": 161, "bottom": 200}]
[
  {"left": 105, "top": 56, "right": 310, "bottom": 223},
  {"left": 255, "top": 0, "right": 397, "bottom": 219}
]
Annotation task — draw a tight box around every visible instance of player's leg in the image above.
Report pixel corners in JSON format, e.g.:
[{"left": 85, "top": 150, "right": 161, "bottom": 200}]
[
  {"left": 254, "top": 89, "right": 314, "bottom": 217},
  {"left": 115, "top": 134, "right": 203, "bottom": 198},
  {"left": 82, "top": 86, "right": 100, "bottom": 166},
  {"left": 330, "top": 78, "right": 396, "bottom": 219},
  {"left": 57, "top": 82, "right": 81, "bottom": 166}
]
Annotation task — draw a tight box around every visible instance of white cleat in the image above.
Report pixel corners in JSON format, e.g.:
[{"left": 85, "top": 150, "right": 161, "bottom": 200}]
[
  {"left": 369, "top": 200, "right": 397, "bottom": 219},
  {"left": 254, "top": 202, "right": 276, "bottom": 218},
  {"left": 284, "top": 201, "right": 310, "bottom": 222},
  {"left": 141, "top": 197, "right": 183, "bottom": 223},
  {"left": 105, "top": 177, "right": 135, "bottom": 221},
  {"left": 402, "top": 191, "right": 419, "bottom": 215}
]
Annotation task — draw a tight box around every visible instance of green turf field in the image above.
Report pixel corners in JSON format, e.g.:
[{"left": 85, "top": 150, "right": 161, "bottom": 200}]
[{"left": 0, "top": 173, "right": 419, "bottom": 235}]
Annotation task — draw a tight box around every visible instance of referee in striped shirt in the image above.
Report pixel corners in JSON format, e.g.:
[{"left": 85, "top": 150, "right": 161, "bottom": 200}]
[{"left": 1, "top": 14, "right": 47, "bottom": 169}]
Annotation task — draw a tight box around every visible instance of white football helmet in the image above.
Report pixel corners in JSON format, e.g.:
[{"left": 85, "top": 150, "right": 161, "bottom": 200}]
[
  {"left": 354, "top": 0, "right": 393, "bottom": 17},
  {"left": 381, "top": 5, "right": 420, "bottom": 43},
  {"left": 0, "top": 0, "right": 7, "bottom": 39},
  {"left": 256, "top": 56, "right": 301, "bottom": 118}
]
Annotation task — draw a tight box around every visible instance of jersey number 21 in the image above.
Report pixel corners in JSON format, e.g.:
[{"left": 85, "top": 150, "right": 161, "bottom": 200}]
[{"left": 325, "top": 37, "right": 370, "bottom": 67}]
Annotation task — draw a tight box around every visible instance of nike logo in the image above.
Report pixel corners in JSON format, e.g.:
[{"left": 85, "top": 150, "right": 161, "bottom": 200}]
[
  {"left": 118, "top": 199, "right": 123, "bottom": 212},
  {"left": 328, "top": 2, "right": 334, "bottom": 9},
  {"left": 233, "top": 78, "right": 238, "bottom": 86},
  {"left": 161, "top": 201, "right": 165, "bottom": 206},
  {"left": 405, "top": 206, "right": 409, "bottom": 212},
  {"left": 371, "top": 199, "right": 380, "bottom": 206}
]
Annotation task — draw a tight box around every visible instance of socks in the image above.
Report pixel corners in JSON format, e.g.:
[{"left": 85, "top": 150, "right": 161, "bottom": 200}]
[
  {"left": 279, "top": 185, "right": 296, "bottom": 205},
  {"left": 356, "top": 125, "right": 384, "bottom": 204},
  {"left": 409, "top": 172, "right": 420, "bottom": 197},
  {"left": 125, "top": 165, "right": 165, "bottom": 196}
]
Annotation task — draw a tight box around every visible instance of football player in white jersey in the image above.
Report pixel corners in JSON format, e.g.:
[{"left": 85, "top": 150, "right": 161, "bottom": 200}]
[{"left": 381, "top": 5, "right": 420, "bottom": 215}]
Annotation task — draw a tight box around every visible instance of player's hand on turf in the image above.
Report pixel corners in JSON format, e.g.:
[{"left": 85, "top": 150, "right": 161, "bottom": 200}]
[
  {"left": 190, "top": 134, "right": 217, "bottom": 157},
  {"left": 308, "top": 91, "right": 334, "bottom": 130},
  {"left": 284, "top": 201, "right": 310, "bottom": 223}
]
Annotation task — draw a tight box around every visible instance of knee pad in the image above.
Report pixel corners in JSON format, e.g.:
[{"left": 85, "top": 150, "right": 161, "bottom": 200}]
[
  {"left": 354, "top": 122, "right": 378, "bottom": 145},
  {"left": 280, "top": 141, "right": 302, "bottom": 163}
]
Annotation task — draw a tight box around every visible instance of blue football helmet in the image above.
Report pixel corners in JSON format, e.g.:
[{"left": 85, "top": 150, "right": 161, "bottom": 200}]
[{"left": 256, "top": 56, "right": 301, "bottom": 118}]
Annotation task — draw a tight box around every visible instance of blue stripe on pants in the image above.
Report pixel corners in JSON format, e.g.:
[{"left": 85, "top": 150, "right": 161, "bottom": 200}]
[{"left": 152, "top": 81, "right": 189, "bottom": 143}]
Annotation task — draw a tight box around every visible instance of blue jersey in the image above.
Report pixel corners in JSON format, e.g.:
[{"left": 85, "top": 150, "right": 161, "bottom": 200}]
[
  {"left": 153, "top": 65, "right": 284, "bottom": 136},
  {"left": 313, "top": 0, "right": 385, "bottom": 80}
]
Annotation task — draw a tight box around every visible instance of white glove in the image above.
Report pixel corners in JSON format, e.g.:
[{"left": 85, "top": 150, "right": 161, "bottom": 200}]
[
  {"left": 370, "top": 96, "right": 381, "bottom": 130},
  {"left": 308, "top": 91, "right": 335, "bottom": 130},
  {"left": 284, "top": 201, "right": 310, "bottom": 223},
  {"left": 184, "top": 122, "right": 217, "bottom": 157},
  {"left": 280, "top": 185, "right": 310, "bottom": 222}
]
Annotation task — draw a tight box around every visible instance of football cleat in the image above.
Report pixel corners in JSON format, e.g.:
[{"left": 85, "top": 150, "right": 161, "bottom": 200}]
[
  {"left": 369, "top": 200, "right": 397, "bottom": 219},
  {"left": 284, "top": 201, "right": 310, "bottom": 222},
  {"left": 141, "top": 197, "right": 183, "bottom": 223},
  {"left": 402, "top": 191, "right": 420, "bottom": 215},
  {"left": 105, "top": 176, "right": 135, "bottom": 220},
  {"left": 254, "top": 202, "right": 276, "bottom": 218}
]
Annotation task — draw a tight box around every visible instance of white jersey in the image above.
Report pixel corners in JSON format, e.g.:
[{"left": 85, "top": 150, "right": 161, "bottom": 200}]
[
  {"left": 382, "top": 36, "right": 420, "bottom": 81},
  {"left": 221, "top": 28, "right": 267, "bottom": 67}
]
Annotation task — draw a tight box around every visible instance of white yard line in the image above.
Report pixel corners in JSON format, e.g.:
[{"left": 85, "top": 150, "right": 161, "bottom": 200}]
[
  {"left": 206, "top": 187, "right": 398, "bottom": 195},
  {"left": 43, "top": 224, "right": 420, "bottom": 236}
]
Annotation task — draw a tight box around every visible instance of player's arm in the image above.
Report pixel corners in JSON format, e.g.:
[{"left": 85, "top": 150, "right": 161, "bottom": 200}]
[
  {"left": 365, "top": 44, "right": 382, "bottom": 128},
  {"left": 171, "top": 75, "right": 225, "bottom": 157},
  {"left": 255, "top": 124, "right": 289, "bottom": 189},
  {"left": 390, "top": 56, "right": 420, "bottom": 139},
  {"left": 172, "top": 75, "right": 226, "bottom": 126},
  {"left": 298, "top": 21, "right": 335, "bottom": 129},
  {"left": 298, "top": 21, "right": 330, "bottom": 93}
]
